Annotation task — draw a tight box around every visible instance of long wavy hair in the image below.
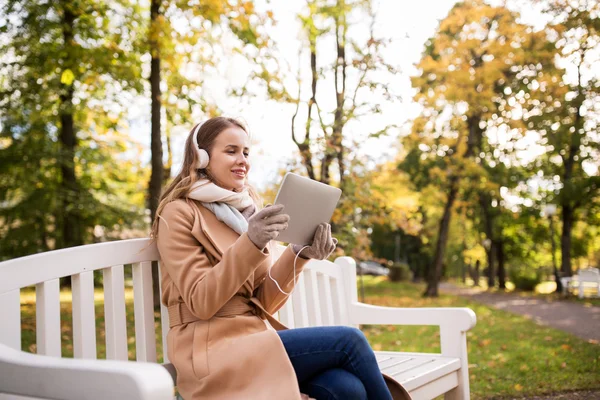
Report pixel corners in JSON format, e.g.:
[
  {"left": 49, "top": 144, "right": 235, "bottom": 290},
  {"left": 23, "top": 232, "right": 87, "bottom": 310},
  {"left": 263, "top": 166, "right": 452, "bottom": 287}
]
[{"left": 150, "top": 116, "right": 262, "bottom": 239}]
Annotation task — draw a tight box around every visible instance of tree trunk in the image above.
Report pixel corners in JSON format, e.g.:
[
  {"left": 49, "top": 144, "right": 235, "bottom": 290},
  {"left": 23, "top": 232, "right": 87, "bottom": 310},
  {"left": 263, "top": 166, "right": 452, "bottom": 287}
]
[
  {"left": 549, "top": 215, "right": 562, "bottom": 293},
  {"left": 149, "top": 0, "right": 164, "bottom": 308},
  {"left": 496, "top": 239, "right": 506, "bottom": 289},
  {"left": 560, "top": 205, "right": 574, "bottom": 277},
  {"left": 480, "top": 194, "right": 496, "bottom": 289},
  {"left": 560, "top": 63, "right": 584, "bottom": 278},
  {"left": 424, "top": 181, "right": 458, "bottom": 297},
  {"left": 59, "top": 2, "right": 80, "bottom": 288},
  {"left": 424, "top": 116, "right": 480, "bottom": 297}
]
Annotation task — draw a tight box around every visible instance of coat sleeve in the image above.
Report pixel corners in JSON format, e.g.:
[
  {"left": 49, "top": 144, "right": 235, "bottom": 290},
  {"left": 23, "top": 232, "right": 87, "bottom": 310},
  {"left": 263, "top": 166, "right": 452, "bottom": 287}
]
[
  {"left": 254, "top": 245, "right": 310, "bottom": 314},
  {"left": 157, "top": 200, "right": 269, "bottom": 320}
]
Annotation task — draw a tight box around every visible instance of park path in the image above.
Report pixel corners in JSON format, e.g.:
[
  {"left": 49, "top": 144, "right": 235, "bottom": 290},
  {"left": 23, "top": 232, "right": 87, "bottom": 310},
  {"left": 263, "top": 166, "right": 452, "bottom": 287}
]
[{"left": 439, "top": 283, "right": 600, "bottom": 343}]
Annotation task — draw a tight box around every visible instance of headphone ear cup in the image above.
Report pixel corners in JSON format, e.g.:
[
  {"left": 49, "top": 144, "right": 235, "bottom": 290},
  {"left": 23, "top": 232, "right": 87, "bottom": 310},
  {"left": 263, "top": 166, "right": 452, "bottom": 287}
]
[{"left": 196, "top": 148, "right": 209, "bottom": 169}]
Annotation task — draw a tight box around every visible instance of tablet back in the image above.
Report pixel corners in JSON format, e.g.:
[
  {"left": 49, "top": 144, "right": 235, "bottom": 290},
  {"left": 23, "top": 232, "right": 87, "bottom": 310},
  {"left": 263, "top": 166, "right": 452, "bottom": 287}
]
[{"left": 274, "top": 173, "right": 342, "bottom": 245}]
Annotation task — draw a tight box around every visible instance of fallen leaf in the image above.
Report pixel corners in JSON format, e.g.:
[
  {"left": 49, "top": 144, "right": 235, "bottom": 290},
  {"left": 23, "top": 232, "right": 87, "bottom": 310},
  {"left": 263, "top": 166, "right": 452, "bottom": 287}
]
[
  {"left": 561, "top": 362, "right": 567, "bottom": 368},
  {"left": 561, "top": 344, "right": 572, "bottom": 351},
  {"left": 514, "top": 384, "right": 523, "bottom": 391},
  {"left": 544, "top": 336, "right": 553, "bottom": 341}
]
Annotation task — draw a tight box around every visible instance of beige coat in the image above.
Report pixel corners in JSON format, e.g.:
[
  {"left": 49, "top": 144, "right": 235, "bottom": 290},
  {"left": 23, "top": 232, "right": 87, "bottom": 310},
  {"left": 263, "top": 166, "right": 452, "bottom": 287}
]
[{"left": 157, "top": 199, "right": 411, "bottom": 400}]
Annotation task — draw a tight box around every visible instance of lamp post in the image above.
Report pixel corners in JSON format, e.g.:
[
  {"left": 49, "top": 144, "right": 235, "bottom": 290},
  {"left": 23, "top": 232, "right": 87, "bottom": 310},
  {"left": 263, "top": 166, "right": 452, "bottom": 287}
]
[{"left": 543, "top": 204, "right": 561, "bottom": 293}]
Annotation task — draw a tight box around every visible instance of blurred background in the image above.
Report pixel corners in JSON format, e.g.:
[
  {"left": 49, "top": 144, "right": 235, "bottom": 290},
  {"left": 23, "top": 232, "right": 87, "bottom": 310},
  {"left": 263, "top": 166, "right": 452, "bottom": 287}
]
[
  {"left": 2, "top": 1, "right": 599, "bottom": 398},
  {"left": 2, "top": 0, "right": 598, "bottom": 296}
]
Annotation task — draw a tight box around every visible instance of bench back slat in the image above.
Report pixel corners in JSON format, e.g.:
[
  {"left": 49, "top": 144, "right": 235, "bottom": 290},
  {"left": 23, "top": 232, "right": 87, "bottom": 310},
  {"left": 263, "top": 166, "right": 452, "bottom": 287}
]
[
  {"left": 102, "top": 265, "right": 128, "bottom": 360},
  {"left": 36, "top": 279, "right": 61, "bottom": 357},
  {"left": 318, "top": 274, "right": 335, "bottom": 326},
  {"left": 291, "top": 273, "right": 310, "bottom": 328},
  {"left": 277, "top": 298, "right": 294, "bottom": 327},
  {"left": 158, "top": 262, "right": 170, "bottom": 364},
  {"left": 304, "top": 269, "right": 323, "bottom": 326},
  {"left": 133, "top": 261, "right": 157, "bottom": 363},
  {"left": 0, "top": 290, "right": 21, "bottom": 350},
  {"left": 72, "top": 271, "right": 97, "bottom": 359}
]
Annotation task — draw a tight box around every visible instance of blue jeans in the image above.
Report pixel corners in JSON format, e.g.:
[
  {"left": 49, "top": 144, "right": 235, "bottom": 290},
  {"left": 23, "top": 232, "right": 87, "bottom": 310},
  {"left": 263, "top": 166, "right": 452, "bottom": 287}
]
[{"left": 277, "top": 326, "right": 392, "bottom": 400}]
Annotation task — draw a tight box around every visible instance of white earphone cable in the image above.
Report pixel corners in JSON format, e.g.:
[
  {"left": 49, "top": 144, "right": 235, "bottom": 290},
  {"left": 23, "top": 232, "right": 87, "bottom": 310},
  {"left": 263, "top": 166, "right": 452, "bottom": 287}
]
[{"left": 268, "top": 245, "right": 310, "bottom": 296}]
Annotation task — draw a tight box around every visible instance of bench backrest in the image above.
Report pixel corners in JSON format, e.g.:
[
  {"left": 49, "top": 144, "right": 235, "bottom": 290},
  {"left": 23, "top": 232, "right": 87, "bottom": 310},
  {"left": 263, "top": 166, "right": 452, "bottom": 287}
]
[
  {"left": 578, "top": 268, "right": 600, "bottom": 282},
  {"left": 0, "top": 239, "right": 357, "bottom": 365}
]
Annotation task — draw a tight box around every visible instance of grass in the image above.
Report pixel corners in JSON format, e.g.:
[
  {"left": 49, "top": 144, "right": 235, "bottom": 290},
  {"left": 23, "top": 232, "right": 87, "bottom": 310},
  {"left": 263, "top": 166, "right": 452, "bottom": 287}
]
[
  {"left": 358, "top": 276, "right": 600, "bottom": 399},
  {"left": 19, "top": 279, "right": 599, "bottom": 399}
]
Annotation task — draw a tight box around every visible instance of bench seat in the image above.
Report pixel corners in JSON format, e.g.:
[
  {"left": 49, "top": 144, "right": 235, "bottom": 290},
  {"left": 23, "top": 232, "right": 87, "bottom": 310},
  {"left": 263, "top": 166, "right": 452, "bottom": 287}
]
[{"left": 377, "top": 352, "right": 462, "bottom": 399}]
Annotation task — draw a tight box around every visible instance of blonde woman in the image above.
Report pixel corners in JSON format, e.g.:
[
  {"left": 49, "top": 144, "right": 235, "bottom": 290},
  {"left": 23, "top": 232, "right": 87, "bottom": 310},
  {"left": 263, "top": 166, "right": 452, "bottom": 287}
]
[{"left": 152, "top": 117, "right": 410, "bottom": 400}]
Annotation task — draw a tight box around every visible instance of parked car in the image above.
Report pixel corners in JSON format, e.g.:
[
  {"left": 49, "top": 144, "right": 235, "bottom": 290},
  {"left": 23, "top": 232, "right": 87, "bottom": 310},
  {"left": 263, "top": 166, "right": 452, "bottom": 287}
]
[{"left": 357, "top": 260, "right": 390, "bottom": 276}]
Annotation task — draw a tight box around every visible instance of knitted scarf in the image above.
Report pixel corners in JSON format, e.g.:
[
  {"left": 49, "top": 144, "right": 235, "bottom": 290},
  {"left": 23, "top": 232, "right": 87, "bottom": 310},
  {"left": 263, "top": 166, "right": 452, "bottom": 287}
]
[{"left": 187, "top": 179, "right": 254, "bottom": 235}]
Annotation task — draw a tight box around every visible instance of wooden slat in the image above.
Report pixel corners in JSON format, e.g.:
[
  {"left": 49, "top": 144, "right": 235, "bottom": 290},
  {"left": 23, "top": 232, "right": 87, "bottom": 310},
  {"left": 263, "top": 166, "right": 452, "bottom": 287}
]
[
  {"left": 0, "top": 290, "right": 21, "bottom": 350},
  {"left": 382, "top": 356, "right": 433, "bottom": 376},
  {"left": 72, "top": 271, "right": 97, "bottom": 359},
  {"left": 304, "top": 269, "right": 322, "bottom": 326},
  {"left": 0, "top": 239, "right": 159, "bottom": 295},
  {"left": 158, "top": 262, "right": 170, "bottom": 364},
  {"left": 277, "top": 298, "right": 295, "bottom": 328},
  {"left": 291, "top": 273, "right": 310, "bottom": 328},
  {"left": 317, "top": 274, "right": 335, "bottom": 326},
  {"left": 36, "top": 279, "right": 61, "bottom": 357},
  {"left": 133, "top": 261, "right": 157, "bottom": 362},
  {"left": 378, "top": 356, "right": 413, "bottom": 369},
  {"left": 103, "top": 265, "right": 128, "bottom": 360},
  {"left": 329, "top": 276, "right": 347, "bottom": 325}
]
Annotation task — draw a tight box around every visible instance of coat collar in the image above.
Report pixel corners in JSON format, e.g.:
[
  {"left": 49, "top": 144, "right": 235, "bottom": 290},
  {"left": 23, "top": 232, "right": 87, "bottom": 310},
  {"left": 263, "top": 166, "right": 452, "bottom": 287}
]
[
  {"left": 187, "top": 200, "right": 258, "bottom": 294},
  {"left": 190, "top": 201, "right": 241, "bottom": 258}
]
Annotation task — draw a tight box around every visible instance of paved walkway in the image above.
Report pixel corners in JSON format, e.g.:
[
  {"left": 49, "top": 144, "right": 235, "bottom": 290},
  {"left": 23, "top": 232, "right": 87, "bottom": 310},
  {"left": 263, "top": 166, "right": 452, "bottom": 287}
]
[{"left": 439, "top": 283, "right": 600, "bottom": 342}]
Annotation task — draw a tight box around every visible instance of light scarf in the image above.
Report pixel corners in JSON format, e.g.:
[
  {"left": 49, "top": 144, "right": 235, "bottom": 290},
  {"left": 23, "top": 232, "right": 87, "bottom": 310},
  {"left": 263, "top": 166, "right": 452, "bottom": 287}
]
[{"left": 187, "top": 179, "right": 254, "bottom": 235}]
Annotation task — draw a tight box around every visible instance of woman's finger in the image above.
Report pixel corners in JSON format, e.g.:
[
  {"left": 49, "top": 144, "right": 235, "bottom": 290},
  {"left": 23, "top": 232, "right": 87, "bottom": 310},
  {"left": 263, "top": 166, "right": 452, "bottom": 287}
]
[
  {"left": 321, "top": 224, "right": 332, "bottom": 252},
  {"left": 312, "top": 223, "right": 324, "bottom": 247},
  {"left": 254, "top": 204, "right": 284, "bottom": 219},
  {"left": 265, "top": 214, "right": 290, "bottom": 225},
  {"left": 264, "top": 223, "right": 289, "bottom": 232}
]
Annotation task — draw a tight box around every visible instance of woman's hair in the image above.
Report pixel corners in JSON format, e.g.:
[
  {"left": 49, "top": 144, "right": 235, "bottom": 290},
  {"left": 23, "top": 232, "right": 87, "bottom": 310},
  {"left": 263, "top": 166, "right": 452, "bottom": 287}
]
[{"left": 150, "top": 116, "right": 263, "bottom": 239}]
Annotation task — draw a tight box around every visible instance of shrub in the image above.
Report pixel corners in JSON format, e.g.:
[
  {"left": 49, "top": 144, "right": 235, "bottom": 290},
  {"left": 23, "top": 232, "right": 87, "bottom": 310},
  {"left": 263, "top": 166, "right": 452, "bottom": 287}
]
[
  {"left": 509, "top": 267, "right": 542, "bottom": 291},
  {"left": 388, "top": 262, "right": 413, "bottom": 282}
]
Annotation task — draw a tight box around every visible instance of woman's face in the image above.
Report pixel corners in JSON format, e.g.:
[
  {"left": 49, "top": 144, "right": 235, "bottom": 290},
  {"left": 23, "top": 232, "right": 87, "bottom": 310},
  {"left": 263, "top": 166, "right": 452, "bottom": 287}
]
[{"left": 207, "top": 126, "right": 251, "bottom": 191}]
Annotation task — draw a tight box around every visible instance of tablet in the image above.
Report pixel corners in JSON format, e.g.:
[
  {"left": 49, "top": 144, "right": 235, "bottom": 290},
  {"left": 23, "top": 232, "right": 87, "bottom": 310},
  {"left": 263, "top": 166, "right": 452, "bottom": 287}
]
[{"left": 273, "top": 172, "right": 342, "bottom": 245}]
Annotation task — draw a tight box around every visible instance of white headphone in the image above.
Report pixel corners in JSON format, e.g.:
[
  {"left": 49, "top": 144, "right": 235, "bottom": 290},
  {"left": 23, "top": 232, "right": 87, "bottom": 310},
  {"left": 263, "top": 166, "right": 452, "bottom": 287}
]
[{"left": 192, "top": 123, "right": 210, "bottom": 169}]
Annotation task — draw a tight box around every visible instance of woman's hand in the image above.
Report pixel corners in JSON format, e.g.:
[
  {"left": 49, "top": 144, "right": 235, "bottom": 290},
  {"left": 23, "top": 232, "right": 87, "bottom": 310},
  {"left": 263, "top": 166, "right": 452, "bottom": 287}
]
[
  {"left": 247, "top": 204, "right": 290, "bottom": 250},
  {"left": 292, "top": 223, "right": 338, "bottom": 260}
]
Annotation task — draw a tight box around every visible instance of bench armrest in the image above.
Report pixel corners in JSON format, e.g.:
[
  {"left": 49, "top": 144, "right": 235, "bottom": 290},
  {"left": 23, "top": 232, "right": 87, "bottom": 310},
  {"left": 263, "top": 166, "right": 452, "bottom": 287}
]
[
  {"left": 348, "top": 302, "right": 477, "bottom": 332},
  {"left": 0, "top": 343, "right": 174, "bottom": 400}
]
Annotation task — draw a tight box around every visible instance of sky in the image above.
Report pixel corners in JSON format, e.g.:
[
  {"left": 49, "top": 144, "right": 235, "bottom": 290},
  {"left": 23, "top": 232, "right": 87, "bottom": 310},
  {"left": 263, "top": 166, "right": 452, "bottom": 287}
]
[
  {"left": 128, "top": 0, "right": 463, "bottom": 191},
  {"left": 126, "top": 0, "right": 582, "bottom": 193}
]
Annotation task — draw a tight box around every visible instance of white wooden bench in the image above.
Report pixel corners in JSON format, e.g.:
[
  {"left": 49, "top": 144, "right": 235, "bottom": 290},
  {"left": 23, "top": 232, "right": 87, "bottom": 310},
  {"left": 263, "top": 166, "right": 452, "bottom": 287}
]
[
  {"left": 0, "top": 239, "right": 476, "bottom": 400},
  {"left": 560, "top": 268, "right": 600, "bottom": 299}
]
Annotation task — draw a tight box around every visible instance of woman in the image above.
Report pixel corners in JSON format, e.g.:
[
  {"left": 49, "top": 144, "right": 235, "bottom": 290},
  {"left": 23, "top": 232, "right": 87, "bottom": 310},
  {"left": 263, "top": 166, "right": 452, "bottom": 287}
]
[{"left": 152, "top": 117, "right": 410, "bottom": 400}]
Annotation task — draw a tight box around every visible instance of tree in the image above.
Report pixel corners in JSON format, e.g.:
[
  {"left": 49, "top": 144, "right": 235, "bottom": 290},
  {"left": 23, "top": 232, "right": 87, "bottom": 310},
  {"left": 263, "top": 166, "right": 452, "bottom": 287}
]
[
  {"left": 144, "top": 0, "right": 275, "bottom": 305},
  {"left": 287, "top": 0, "right": 400, "bottom": 188},
  {"left": 527, "top": 0, "right": 600, "bottom": 276},
  {"left": 0, "top": 0, "right": 145, "bottom": 262},
  {"left": 406, "top": 0, "right": 553, "bottom": 296}
]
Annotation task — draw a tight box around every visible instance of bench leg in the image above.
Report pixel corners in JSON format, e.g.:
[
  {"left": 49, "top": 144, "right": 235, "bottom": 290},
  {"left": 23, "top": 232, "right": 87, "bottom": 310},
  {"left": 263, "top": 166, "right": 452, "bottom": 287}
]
[
  {"left": 441, "top": 327, "right": 470, "bottom": 400},
  {"left": 445, "top": 387, "right": 461, "bottom": 400}
]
